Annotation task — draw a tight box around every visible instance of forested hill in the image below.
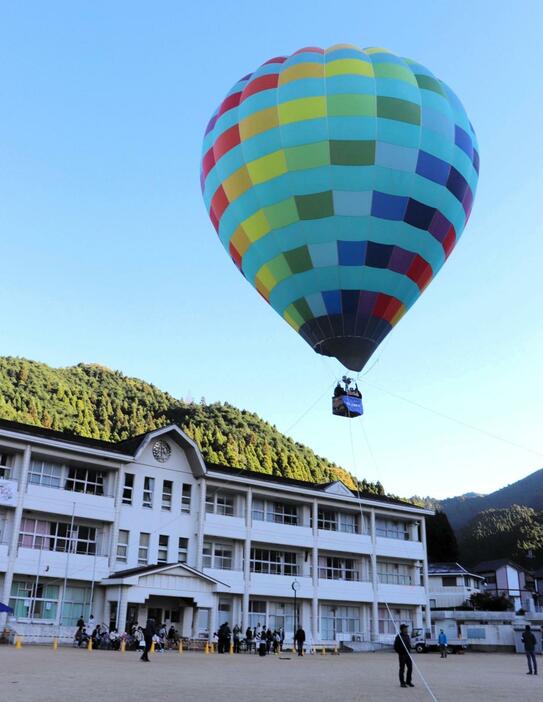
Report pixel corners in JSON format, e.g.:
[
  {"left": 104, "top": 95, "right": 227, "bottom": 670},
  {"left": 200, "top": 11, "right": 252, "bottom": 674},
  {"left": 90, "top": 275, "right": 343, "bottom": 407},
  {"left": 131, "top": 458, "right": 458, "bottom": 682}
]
[{"left": 0, "top": 357, "right": 384, "bottom": 494}]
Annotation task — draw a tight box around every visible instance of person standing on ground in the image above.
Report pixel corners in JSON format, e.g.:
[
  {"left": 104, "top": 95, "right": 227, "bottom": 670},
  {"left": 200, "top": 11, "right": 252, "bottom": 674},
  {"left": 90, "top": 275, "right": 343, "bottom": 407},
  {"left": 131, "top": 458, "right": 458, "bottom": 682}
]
[
  {"left": 294, "top": 627, "right": 305, "bottom": 657},
  {"left": 438, "top": 629, "right": 448, "bottom": 658},
  {"left": 140, "top": 617, "right": 155, "bottom": 662},
  {"left": 522, "top": 625, "right": 538, "bottom": 675},
  {"left": 233, "top": 624, "right": 241, "bottom": 653},
  {"left": 394, "top": 624, "right": 414, "bottom": 688}
]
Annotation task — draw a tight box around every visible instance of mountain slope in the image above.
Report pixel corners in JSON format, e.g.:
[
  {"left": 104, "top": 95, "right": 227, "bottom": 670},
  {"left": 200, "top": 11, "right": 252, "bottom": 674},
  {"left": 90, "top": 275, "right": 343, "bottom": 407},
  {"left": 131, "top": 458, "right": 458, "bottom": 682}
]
[{"left": 0, "top": 356, "right": 384, "bottom": 493}]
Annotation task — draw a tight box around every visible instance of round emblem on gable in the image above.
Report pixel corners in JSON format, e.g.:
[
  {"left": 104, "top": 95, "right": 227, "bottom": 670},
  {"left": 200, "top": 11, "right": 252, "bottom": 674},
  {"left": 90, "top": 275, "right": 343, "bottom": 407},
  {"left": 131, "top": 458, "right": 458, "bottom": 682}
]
[{"left": 152, "top": 439, "right": 171, "bottom": 463}]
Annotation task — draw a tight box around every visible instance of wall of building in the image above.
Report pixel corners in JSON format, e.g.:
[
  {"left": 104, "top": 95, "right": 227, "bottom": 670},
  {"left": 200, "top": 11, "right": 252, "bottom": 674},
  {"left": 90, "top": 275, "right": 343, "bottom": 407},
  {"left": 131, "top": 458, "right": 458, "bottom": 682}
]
[{"left": 0, "top": 424, "right": 432, "bottom": 645}]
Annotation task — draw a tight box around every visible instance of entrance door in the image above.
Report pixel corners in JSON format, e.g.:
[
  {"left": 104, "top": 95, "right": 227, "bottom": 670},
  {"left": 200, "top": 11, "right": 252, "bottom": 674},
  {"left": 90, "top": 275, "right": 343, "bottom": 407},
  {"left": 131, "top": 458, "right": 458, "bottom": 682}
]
[
  {"left": 126, "top": 604, "right": 139, "bottom": 631},
  {"left": 148, "top": 607, "right": 163, "bottom": 626}
]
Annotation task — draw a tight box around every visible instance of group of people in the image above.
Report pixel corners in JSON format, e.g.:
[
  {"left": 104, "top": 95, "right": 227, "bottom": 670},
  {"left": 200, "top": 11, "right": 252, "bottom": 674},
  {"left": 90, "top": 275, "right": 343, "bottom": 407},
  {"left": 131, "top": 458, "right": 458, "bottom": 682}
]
[
  {"left": 73, "top": 615, "right": 180, "bottom": 657},
  {"left": 215, "top": 623, "right": 287, "bottom": 655},
  {"left": 333, "top": 382, "right": 362, "bottom": 399}
]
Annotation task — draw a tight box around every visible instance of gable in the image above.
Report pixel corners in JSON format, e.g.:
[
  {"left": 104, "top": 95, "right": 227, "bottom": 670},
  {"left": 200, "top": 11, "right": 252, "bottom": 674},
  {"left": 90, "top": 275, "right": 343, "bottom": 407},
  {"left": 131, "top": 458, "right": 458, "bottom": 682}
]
[
  {"left": 133, "top": 425, "right": 206, "bottom": 478},
  {"left": 322, "top": 480, "right": 353, "bottom": 496}
]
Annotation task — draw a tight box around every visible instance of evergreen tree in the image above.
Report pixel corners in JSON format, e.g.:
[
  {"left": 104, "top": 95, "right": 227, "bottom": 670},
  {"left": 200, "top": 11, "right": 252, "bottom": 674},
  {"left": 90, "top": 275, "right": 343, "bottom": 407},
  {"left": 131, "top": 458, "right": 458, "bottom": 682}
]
[{"left": 426, "top": 510, "right": 459, "bottom": 563}]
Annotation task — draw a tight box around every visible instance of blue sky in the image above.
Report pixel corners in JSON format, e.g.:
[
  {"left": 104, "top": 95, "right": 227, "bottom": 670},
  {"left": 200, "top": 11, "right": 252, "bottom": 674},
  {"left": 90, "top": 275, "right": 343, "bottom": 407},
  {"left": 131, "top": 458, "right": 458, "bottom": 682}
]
[{"left": 1, "top": 1, "right": 542, "bottom": 499}]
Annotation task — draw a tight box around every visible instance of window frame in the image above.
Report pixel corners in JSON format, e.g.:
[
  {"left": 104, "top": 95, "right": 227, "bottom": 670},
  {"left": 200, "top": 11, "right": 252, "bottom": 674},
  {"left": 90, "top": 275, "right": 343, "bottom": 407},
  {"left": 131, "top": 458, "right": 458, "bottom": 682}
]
[
  {"left": 116, "top": 529, "right": 129, "bottom": 563},
  {"left": 0, "top": 453, "right": 12, "bottom": 480},
  {"left": 28, "top": 459, "right": 63, "bottom": 489},
  {"left": 250, "top": 547, "right": 298, "bottom": 576},
  {"left": 142, "top": 476, "right": 154, "bottom": 509},
  {"left": 122, "top": 473, "right": 134, "bottom": 505},
  {"left": 157, "top": 534, "right": 169, "bottom": 564},
  {"left": 138, "top": 532, "right": 150, "bottom": 565},
  {"left": 181, "top": 484, "right": 192, "bottom": 513},
  {"left": 202, "top": 541, "right": 233, "bottom": 570},
  {"left": 161, "top": 480, "right": 173, "bottom": 511},
  {"left": 177, "top": 537, "right": 188, "bottom": 563},
  {"left": 205, "top": 492, "right": 235, "bottom": 516},
  {"left": 65, "top": 466, "right": 105, "bottom": 496}
]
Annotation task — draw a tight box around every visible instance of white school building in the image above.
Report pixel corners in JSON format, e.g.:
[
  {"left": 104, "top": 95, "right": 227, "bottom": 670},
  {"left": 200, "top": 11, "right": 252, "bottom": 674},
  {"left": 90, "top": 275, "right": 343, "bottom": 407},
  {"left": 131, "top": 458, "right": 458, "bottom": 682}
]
[{"left": 0, "top": 418, "right": 432, "bottom": 644}]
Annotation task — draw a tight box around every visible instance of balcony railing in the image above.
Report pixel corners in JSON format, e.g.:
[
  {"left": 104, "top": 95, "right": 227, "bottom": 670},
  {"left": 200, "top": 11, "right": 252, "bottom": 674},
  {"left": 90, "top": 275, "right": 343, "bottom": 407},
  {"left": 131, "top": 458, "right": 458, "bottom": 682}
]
[{"left": 377, "top": 573, "right": 413, "bottom": 585}]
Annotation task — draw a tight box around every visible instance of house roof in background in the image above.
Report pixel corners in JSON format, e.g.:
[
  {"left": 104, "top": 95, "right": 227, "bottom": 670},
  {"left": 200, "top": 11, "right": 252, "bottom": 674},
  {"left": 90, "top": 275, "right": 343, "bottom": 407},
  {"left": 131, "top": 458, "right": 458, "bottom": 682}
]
[{"left": 428, "top": 562, "right": 484, "bottom": 579}]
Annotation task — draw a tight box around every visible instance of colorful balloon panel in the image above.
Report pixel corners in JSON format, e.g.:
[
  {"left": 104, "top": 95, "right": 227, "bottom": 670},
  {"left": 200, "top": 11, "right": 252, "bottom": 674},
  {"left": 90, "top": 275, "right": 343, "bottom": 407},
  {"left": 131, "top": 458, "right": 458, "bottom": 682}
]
[{"left": 201, "top": 45, "right": 479, "bottom": 371}]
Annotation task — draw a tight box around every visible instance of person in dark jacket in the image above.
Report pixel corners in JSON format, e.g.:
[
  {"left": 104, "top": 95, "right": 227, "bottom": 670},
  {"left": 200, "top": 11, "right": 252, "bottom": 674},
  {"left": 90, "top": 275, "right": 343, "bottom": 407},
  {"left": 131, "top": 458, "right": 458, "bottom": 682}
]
[
  {"left": 140, "top": 617, "right": 155, "bottom": 662},
  {"left": 522, "top": 625, "right": 538, "bottom": 675},
  {"left": 294, "top": 627, "right": 306, "bottom": 656},
  {"left": 394, "top": 624, "right": 414, "bottom": 688}
]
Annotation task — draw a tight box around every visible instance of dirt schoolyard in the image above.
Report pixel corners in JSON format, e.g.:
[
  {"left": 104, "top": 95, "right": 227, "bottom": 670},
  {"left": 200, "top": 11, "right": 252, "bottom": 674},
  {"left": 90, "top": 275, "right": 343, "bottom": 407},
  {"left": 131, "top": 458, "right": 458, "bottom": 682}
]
[{"left": 1, "top": 647, "right": 540, "bottom": 702}]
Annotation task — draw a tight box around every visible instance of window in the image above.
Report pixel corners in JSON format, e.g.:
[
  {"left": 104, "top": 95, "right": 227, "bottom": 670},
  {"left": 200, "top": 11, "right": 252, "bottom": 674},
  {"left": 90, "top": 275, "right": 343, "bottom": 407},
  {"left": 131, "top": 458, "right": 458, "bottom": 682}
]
[
  {"left": 442, "top": 576, "right": 457, "bottom": 587},
  {"left": 252, "top": 499, "right": 299, "bottom": 525},
  {"left": 122, "top": 473, "right": 134, "bottom": 505},
  {"left": 464, "top": 576, "right": 472, "bottom": 588},
  {"left": 61, "top": 586, "right": 92, "bottom": 626},
  {"left": 267, "top": 601, "right": 296, "bottom": 632},
  {"left": 316, "top": 509, "right": 357, "bottom": 533},
  {"left": 250, "top": 548, "right": 298, "bottom": 576},
  {"left": 143, "top": 477, "right": 154, "bottom": 508},
  {"left": 65, "top": 467, "right": 104, "bottom": 495},
  {"left": 161, "top": 480, "right": 172, "bottom": 511},
  {"left": 181, "top": 484, "right": 192, "bottom": 513},
  {"left": 377, "top": 561, "right": 412, "bottom": 585},
  {"left": 203, "top": 541, "right": 232, "bottom": 570},
  {"left": 116, "top": 530, "right": 129, "bottom": 563},
  {"left": 321, "top": 605, "right": 361, "bottom": 640},
  {"left": 318, "top": 556, "right": 359, "bottom": 581},
  {"left": 206, "top": 492, "right": 234, "bottom": 516},
  {"left": 429, "top": 599, "right": 437, "bottom": 608},
  {"left": 28, "top": 459, "right": 63, "bottom": 488},
  {"left": 158, "top": 535, "right": 169, "bottom": 564},
  {"left": 375, "top": 518, "right": 409, "bottom": 540},
  {"left": 138, "top": 532, "right": 150, "bottom": 565},
  {"left": 178, "top": 537, "right": 188, "bottom": 563},
  {"left": 339, "top": 512, "right": 358, "bottom": 534},
  {"left": 9, "top": 580, "right": 59, "bottom": 621},
  {"left": 466, "top": 627, "right": 486, "bottom": 640},
  {"left": 378, "top": 606, "right": 414, "bottom": 635},
  {"left": 218, "top": 599, "right": 231, "bottom": 626},
  {"left": 248, "top": 600, "right": 266, "bottom": 628},
  {"left": 318, "top": 509, "right": 338, "bottom": 531},
  {"left": 18, "top": 518, "right": 97, "bottom": 555},
  {"left": 0, "top": 453, "right": 12, "bottom": 479}
]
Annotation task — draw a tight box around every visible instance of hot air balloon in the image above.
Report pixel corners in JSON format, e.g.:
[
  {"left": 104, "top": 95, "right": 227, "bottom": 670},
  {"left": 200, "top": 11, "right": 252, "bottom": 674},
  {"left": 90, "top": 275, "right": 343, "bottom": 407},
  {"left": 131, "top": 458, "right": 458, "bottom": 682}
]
[{"left": 201, "top": 45, "right": 479, "bottom": 375}]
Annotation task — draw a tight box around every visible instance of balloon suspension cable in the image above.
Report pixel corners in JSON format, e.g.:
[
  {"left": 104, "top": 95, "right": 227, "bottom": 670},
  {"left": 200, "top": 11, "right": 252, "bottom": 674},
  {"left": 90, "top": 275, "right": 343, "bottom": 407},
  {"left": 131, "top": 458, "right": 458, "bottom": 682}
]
[
  {"left": 283, "top": 380, "right": 337, "bottom": 436},
  {"left": 350, "top": 425, "right": 439, "bottom": 701},
  {"left": 383, "top": 602, "right": 439, "bottom": 702},
  {"left": 364, "top": 380, "right": 543, "bottom": 460}
]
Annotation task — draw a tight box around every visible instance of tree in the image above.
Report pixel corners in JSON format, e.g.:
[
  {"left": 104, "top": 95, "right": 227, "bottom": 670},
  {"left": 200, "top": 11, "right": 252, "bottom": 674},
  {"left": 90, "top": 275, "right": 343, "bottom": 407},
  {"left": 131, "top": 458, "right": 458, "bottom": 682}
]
[
  {"left": 459, "top": 505, "right": 543, "bottom": 567},
  {"left": 426, "top": 510, "right": 459, "bottom": 563},
  {"left": 469, "top": 591, "right": 513, "bottom": 612}
]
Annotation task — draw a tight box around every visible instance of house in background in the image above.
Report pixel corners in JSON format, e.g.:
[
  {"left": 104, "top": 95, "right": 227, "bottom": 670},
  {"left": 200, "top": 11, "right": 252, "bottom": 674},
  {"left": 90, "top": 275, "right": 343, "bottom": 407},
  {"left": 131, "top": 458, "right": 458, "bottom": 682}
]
[
  {"left": 473, "top": 559, "right": 536, "bottom": 612},
  {"left": 428, "top": 562, "right": 484, "bottom": 609}
]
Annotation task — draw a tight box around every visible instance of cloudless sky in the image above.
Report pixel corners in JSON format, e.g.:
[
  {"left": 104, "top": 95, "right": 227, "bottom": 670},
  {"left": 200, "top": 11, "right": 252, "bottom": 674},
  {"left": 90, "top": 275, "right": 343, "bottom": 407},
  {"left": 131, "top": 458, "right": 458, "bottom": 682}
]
[{"left": 1, "top": 1, "right": 542, "bottom": 499}]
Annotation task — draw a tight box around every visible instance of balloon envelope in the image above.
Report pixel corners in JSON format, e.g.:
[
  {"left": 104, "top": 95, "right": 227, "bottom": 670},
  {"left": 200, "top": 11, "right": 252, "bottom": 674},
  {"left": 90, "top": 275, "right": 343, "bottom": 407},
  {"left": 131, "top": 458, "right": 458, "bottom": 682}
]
[{"left": 201, "top": 45, "right": 479, "bottom": 371}]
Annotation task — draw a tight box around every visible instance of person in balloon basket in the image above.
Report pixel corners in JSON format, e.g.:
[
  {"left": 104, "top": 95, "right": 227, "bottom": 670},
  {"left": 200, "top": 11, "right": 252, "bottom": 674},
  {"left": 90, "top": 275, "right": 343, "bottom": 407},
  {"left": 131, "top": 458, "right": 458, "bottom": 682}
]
[
  {"left": 522, "top": 624, "right": 538, "bottom": 675},
  {"left": 140, "top": 617, "right": 155, "bottom": 662},
  {"left": 394, "top": 624, "right": 414, "bottom": 688}
]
